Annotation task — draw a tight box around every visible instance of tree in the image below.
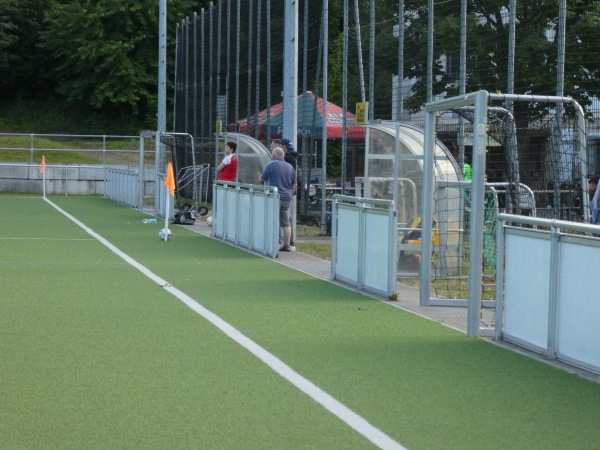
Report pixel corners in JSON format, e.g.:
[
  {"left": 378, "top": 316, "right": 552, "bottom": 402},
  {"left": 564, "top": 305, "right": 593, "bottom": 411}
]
[
  {"left": 0, "top": 0, "right": 52, "bottom": 100},
  {"left": 0, "top": 0, "right": 212, "bottom": 132},
  {"left": 401, "top": 0, "right": 600, "bottom": 121},
  {"left": 40, "top": 1, "right": 156, "bottom": 124}
]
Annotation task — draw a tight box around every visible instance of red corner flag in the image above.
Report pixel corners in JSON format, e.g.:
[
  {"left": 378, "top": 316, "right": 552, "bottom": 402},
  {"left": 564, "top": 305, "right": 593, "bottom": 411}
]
[
  {"left": 164, "top": 162, "right": 175, "bottom": 196},
  {"left": 40, "top": 155, "right": 46, "bottom": 174}
]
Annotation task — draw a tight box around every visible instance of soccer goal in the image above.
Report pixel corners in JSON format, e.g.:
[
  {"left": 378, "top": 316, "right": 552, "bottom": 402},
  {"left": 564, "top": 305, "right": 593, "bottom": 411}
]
[{"left": 421, "top": 91, "right": 587, "bottom": 337}]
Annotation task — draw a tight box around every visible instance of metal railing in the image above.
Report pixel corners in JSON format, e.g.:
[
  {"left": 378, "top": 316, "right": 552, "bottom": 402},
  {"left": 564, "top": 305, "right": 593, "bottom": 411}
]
[{"left": 0, "top": 133, "right": 145, "bottom": 165}]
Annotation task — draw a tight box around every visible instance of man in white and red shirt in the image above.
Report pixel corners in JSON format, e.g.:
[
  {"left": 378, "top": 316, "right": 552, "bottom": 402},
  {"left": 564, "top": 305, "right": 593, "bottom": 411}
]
[{"left": 217, "top": 142, "right": 238, "bottom": 182}]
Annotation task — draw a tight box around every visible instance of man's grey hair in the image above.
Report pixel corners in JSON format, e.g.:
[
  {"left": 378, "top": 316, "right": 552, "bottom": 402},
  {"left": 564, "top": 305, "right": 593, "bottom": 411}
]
[{"left": 271, "top": 147, "right": 285, "bottom": 159}]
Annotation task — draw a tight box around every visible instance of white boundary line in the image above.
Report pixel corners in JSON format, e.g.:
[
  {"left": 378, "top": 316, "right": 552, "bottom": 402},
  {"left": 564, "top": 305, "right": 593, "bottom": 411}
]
[
  {"left": 0, "top": 237, "right": 95, "bottom": 241},
  {"left": 43, "top": 198, "right": 406, "bottom": 450}
]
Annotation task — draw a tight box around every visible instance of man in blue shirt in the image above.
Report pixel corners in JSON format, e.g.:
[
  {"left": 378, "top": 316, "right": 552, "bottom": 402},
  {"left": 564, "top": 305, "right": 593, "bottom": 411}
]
[{"left": 259, "top": 146, "right": 297, "bottom": 251}]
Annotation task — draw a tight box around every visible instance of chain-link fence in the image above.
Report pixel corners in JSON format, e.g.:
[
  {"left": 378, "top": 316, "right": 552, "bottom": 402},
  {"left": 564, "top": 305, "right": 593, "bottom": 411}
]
[
  {"left": 174, "top": 0, "right": 600, "bottom": 176},
  {"left": 173, "top": 0, "right": 600, "bottom": 296}
]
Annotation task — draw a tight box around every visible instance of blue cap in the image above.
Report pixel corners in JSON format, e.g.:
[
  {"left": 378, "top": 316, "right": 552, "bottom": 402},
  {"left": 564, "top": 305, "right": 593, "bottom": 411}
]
[{"left": 280, "top": 137, "right": 294, "bottom": 149}]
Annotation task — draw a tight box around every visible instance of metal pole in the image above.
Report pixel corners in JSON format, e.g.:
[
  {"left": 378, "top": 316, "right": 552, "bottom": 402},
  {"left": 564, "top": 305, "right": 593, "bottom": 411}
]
[
  {"left": 426, "top": 0, "right": 433, "bottom": 103},
  {"left": 368, "top": 0, "right": 375, "bottom": 120},
  {"left": 247, "top": 0, "right": 253, "bottom": 137},
  {"left": 200, "top": 10, "right": 205, "bottom": 140},
  {"left": 209, "top": 7, "right": 214, "bottom": 141},
  {"left": 507, "top": 0, "right": 516, "bottom": 112},
  {"left": 255, "top": 0, "right": 262, "bottom": 134},
  {"left": 266, "top": 0, "right": 272, "bottom": 138},
  {"left": 184, "top": 17, "right": 190, "bottom": 133},
  {"left": 420, "top": 110, "right": 436, "bottom": 306},
  {"left": 341, "top": 0, "right": 348, "bottom": 193},
  {"left": 458, "top": 0, "right": 467, "bottom": 171},
  {"left": 301, "top": 0, "right": 309, "bottom": 217},
  {"left": 235, "top": 0, "right": 240, "bottom": 128},
  {"left": 303, "top": 0, "right": 308, "bottom": 97},
  {"left": 173, "top": 24, "right": 179, "bottom": 131},
  {"left": 353, "top": 0, "right": 366, "bottom": 102},
  {"left": 217, "top": 0, "right": 222, "bottom": 100},
  {"left": 226, "top": 0, "right": 231, "bottom": 127},
  {"left": 467, "top": 90, "right": 489, "bottom": 337},
  {"left": 556, "top": 0, "right": 566, "bottom": 97},
  {"left": 193, "top": 13, "right": 198, "bottom": 138},
  {"left": 154, "top": 131, "right": 162, "bottom": 216},
  {"left": 397, "top": 0, "right": 404, "bottom": 121},
  {"left": 320, "top": 0, "right": 329, "bottom": 235},
  {"left": 283, "top": 0, "right": 298, "bottom": 144},
  {"left": 158, "top": 0, "right": 167, "bottom": 133}
]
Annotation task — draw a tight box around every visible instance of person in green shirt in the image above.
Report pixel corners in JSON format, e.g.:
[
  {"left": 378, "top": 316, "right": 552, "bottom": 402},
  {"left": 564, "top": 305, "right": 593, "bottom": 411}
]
[{"left": 463, "top": 162, "right": 472, "bottom": 181}]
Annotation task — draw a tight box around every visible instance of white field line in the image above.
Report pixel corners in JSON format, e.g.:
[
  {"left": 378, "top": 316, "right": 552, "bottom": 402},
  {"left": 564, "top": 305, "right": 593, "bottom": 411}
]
[
  {"left": 43, "top": 197, "right": 407, "bottom": 450},
  {"left": 0, "top": 237, "right": 95, "bottom": 241}
]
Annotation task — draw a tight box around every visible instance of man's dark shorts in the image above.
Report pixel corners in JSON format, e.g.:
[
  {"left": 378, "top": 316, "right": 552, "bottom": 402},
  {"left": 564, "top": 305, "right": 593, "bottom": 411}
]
[{"left": 279, "top": 199, "right": 291, "bottom": 227}]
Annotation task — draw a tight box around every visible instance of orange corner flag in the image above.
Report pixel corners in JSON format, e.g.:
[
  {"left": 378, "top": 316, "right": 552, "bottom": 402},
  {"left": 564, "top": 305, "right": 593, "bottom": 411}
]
[
  {"left": 40, "top": 155, "right": 46, "bottom": 174},
  {"left": 164, "top": 162, "right": 175, "bottom": 196}
]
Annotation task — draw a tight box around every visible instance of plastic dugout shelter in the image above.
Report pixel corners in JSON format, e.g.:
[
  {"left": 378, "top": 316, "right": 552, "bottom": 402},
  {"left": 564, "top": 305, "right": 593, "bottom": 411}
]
[
  {"left": 217, "top": 132, "right": 272, "bottom": 184},
  {"left": 362, "top": 122, "right": 462, "bottom": 276}
]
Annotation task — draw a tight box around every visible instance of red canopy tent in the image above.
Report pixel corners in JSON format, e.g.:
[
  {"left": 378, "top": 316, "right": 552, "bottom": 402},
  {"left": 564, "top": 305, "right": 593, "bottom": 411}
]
[{"left": 228, "top": 92, "right": 365, "bottom": 141}]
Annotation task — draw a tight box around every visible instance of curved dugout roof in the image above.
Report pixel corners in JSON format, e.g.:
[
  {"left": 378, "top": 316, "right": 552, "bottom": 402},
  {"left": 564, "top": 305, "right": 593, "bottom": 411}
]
[
  {"left": 363, "top": 122, "right": 461, "bottom": 224},
  {"left": 225, "top": 132, "right": 272, "bottom": 184}
]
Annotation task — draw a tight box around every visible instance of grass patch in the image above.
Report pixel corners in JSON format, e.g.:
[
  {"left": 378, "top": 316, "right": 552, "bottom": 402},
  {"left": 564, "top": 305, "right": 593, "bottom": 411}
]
[
  {"left": 295, "top": 224, "right": 331, "bottom": 259},
  {"left": 296, "top": 223, "right": 324, "bottom": 237},
  {"left": 296, "top": 242, "right": 331, "bottom": 260}
]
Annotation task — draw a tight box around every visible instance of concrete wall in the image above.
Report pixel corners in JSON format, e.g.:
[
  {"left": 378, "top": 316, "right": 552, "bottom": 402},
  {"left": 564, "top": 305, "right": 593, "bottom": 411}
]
[{"left": 0, "top": 163, "right": 125, "bottom": 195}]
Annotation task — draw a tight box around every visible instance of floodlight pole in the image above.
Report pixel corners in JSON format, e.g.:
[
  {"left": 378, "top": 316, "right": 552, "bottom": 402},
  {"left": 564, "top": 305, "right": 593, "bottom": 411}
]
[
  {"left": 283, "top": 0, "right": 298, "bottom": 145},
  {"left": 156, "top": 0, "right": 168, "bottom": 219},
  {"left": 158, "top": 0, "right": 167, "bottom": 134},
  {"left": 320, "top": 0, "right": 329, "bottom": 235}
]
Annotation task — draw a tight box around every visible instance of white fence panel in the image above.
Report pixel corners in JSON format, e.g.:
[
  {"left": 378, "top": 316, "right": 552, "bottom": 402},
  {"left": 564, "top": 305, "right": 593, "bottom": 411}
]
[
  {"left": 212, "top": 182, "right": 279, "bottom": 258},
  {"left": 251, "top": 193, "right": 277, "bottom": 253},
  {"left": 497, "top": 214, "right": 600, "bottom": 374},
  {"left": 334, "top": 205, "right": 360, "bottom": 283},
  {"left": 225, "top": 188, "right": 238, "bottom": 239},
  {"left": 503, "top": 231, "right": 551, "bottom": 352},
  {"left": 556, "top": 239, "right": 600, "bottom": 370},
  {"left": 364, "top": 209, "right": 395, "bottom": 292},
  {"left": 105, "top": 168, "right": 139, "bottom": 208},
  {"left": 237, "top": 190, "right": 252, "bottom": 247},
  {"left": 332, "top": 196, "right": 397, "bottom": 297}
]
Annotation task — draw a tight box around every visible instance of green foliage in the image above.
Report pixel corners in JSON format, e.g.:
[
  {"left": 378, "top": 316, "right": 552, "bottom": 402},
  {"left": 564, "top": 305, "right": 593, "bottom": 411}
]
[
  {"left": 3, "top": 0, "right": 600, "bottom": 135},
  {"left": 40, "top": 1, "right": 159, "bottom": 117},
  {"left": 401, "top": 0, "right": 600, "bottom": 118},
  {"left": 0, "top": 0, "right": 53, "bottom": 99},
  {"left": 0, "top": 0, "right": 209, "bottom": 134}
]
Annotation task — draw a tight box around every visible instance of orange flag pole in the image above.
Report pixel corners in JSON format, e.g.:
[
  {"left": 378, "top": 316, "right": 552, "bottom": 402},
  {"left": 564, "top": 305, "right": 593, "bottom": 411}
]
[
  {"left": 162, "top": 162, "right": 175, "bottom": 240},
  {"left": 40, "top": 155, "right": 47, "bottom": 198}
]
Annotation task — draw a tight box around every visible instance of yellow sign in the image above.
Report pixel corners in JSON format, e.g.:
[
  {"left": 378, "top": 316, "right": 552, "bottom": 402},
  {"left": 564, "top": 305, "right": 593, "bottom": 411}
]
[
  {"left": 355, "top": 102, "right": 367, "bottom": 125},
  {"left": 215, "top": 120, "right": 222, "bottom": 135}
]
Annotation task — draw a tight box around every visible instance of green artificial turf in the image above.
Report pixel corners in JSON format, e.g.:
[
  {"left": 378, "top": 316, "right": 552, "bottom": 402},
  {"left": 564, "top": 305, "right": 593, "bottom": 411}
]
[{"left": 1, "top": 194, "right": 599, "bottom": 449}]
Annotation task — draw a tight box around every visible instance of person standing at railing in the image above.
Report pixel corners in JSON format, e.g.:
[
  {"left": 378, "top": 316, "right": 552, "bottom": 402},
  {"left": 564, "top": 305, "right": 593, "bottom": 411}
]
[
  {"left": 217, "top": 142, "right": 238, "bottom": 182},
  {"left": 588, "top": 175, "right": 600, "bottom": 226},
  {"left": 279, "top": 137, "right": 299, "bottom": 249},
  {"left": 259, "top": 146, "right": 297, "bottom": 252}
]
